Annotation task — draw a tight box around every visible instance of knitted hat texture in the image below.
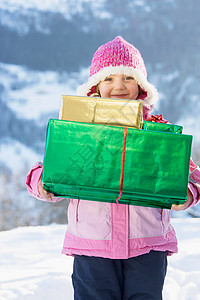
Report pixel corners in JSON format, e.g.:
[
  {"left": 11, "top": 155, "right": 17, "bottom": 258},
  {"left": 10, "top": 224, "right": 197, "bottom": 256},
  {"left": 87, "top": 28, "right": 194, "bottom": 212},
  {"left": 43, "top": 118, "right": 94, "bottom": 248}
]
[{"left": 77, "top": 36, "right": 158, "bottom": 108}]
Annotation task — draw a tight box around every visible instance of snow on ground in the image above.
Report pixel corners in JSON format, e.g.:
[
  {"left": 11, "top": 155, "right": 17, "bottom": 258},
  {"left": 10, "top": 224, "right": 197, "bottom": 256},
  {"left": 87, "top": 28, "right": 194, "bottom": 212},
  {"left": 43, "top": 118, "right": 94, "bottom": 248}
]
[
  {"left": 0, "top": 224, "right": 73, "bottom": 300},
  {"left": 0, "top": 219, "right": 200, "bottom": 300}
]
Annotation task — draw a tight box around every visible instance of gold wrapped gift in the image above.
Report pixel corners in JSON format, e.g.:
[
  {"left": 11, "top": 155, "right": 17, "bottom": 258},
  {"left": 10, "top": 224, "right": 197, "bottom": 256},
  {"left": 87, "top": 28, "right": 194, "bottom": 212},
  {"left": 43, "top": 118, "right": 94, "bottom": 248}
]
[{"left": 59, "top": 95, "right": 143, "bottom": 128}]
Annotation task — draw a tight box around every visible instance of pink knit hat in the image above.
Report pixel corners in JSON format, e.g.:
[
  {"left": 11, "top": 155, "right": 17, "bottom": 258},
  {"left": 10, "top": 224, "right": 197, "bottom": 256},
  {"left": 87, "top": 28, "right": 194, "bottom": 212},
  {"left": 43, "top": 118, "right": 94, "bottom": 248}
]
[{"left": 77, "top": 36, "right": 158, "bottom": 108}]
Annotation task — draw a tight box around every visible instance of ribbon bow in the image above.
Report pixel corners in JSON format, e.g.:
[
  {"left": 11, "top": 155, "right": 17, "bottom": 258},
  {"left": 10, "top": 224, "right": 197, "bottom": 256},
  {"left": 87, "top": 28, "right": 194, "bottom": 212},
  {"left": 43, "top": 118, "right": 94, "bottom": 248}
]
[{"left": 146, "top": 114, "right": 168, "bottom": 123}]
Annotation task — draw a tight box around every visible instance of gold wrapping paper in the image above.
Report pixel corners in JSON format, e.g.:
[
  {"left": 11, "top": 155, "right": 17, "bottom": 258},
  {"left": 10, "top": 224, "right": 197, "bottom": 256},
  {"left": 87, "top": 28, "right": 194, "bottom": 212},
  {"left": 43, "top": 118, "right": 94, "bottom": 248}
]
[{"left": 59, "top": 95, "right": 143, "bottom": 128}]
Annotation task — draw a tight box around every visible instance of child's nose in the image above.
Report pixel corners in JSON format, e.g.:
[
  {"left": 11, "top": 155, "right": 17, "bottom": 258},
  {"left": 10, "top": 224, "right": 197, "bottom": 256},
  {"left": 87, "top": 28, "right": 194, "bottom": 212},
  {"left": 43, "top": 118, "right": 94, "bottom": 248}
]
[{"left": 114, "top": 79, "right": 125, "bottom": 89}]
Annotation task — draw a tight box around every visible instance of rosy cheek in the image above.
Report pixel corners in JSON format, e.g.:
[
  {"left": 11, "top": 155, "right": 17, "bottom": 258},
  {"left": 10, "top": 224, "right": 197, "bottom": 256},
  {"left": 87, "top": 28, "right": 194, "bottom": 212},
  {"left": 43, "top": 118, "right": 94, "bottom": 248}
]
[
  {"left": 99, "top": 86, "right": 110, "bottom": 97},
  {"left": 102, "top": 92, "right": 109, "bottom": 98}
]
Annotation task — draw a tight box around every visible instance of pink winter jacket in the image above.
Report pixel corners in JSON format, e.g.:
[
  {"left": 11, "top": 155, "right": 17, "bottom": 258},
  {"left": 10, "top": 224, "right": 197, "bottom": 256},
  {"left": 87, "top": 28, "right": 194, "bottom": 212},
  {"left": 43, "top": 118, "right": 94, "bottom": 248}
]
[{"left": 26, "top": 158, "right": 200, "bottom": 259}]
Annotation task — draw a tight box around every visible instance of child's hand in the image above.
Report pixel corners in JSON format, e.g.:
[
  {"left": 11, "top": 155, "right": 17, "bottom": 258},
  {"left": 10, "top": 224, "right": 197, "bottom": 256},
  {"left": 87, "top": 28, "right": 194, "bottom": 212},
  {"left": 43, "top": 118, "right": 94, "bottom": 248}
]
[
  {"left": 171, "top": 189, "right": 193, "bottom": 211},
  {"left": 38, "top": 173, "right": 54, "bottom": 201}
]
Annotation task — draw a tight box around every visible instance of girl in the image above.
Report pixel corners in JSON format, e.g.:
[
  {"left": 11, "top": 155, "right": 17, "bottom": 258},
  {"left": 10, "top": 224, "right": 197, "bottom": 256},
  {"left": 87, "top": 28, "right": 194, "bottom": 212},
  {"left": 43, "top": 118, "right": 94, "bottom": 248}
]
[{"left": 26, "top": 36, "right": 200, "bottom": 300}]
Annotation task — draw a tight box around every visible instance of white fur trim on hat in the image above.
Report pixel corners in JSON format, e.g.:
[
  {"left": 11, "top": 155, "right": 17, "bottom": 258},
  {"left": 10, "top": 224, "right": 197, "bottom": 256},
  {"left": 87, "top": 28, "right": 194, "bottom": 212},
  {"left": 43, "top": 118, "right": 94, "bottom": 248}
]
[{"left": 77, "top": 65, "right": 158, "bottom": 107}]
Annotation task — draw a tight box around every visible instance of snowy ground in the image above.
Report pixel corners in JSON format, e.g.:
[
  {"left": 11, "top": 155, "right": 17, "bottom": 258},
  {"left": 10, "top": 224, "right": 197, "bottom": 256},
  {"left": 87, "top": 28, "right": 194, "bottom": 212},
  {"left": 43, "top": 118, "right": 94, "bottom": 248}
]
[{"left": 0, "top": 219, "right": 200, "bottom": 300}]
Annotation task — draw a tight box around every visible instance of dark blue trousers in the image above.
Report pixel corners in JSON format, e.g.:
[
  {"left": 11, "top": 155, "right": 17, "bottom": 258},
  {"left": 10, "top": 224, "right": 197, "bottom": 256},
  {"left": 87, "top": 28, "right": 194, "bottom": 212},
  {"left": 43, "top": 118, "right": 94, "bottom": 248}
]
[{"left": 72, "top": 250, "right": 167, "bottom": 300}]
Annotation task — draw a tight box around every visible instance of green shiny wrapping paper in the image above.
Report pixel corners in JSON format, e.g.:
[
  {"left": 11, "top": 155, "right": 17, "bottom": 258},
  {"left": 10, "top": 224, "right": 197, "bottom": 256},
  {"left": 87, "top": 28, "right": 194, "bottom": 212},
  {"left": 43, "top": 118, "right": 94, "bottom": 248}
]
[
  {"left": 143, "top": 121, "right": 183, "bottom": 133},
  {"left": 42, "top": 119, "right": 192, "bottom": 209}
]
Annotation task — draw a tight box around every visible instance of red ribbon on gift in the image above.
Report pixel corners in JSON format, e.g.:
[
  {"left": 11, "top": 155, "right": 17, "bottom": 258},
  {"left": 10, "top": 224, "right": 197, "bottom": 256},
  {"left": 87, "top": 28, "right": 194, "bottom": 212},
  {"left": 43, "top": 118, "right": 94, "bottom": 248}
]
[
  {"left": 146, "top": 114, "right": 168, "bottom": 123},
  {"left": 116, "top": 127, "right": 128, "bottom": 204}
]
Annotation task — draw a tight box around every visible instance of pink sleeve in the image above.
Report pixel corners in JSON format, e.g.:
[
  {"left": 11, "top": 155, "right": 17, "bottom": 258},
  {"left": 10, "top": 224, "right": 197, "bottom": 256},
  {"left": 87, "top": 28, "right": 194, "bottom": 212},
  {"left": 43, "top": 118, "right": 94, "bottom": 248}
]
[
  {"left": 26, "top": 162, "right": 64, "bottom": 203},
  {"left": 186, "top": 158, "right": 200, "bottom": 208}
]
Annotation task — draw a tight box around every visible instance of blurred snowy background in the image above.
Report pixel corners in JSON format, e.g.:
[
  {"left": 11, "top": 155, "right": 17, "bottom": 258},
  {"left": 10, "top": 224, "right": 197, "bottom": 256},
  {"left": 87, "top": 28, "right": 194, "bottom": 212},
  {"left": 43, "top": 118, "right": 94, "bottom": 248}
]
[{"left": 0, "top": 0, "right": 200, "bottom": 230}]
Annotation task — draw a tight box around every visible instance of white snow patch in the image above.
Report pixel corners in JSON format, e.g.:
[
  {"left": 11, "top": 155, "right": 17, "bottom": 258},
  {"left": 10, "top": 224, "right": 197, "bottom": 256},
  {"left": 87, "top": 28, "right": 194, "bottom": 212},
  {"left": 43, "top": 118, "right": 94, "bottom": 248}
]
[
  {"left": 0, "top": 62, "right": 88, "bottom": 121},
  {"left": 0, "top": 0, "right": 111, "bottom": 23}
]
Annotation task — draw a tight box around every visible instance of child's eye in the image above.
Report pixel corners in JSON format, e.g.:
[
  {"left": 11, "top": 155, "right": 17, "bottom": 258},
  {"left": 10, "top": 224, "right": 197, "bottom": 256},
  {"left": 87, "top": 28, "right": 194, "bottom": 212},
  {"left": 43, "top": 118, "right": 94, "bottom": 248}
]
[
  {"left": 124, "top": 76, "right": 134, "bottom": 81},
  {"left": 104, "top": 77, "right": 113, "bottom": 82}
]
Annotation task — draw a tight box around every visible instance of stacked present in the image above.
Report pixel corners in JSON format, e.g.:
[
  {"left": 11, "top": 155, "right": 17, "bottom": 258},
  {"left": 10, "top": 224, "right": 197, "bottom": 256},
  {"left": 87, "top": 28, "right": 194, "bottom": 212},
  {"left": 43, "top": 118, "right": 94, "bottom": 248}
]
[
  {"left": 59, "top": 95, "right": 143, "bottom": 128},
  {"left": 42, "top": 95, "right": 192, "bottom": 209}
]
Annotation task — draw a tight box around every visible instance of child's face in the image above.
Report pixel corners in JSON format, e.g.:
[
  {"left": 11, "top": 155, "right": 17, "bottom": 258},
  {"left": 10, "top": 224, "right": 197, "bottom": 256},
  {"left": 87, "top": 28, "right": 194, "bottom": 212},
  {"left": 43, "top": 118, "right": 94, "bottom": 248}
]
[{"left": 98, "top": 74, "right": 139, "bottom": 100}]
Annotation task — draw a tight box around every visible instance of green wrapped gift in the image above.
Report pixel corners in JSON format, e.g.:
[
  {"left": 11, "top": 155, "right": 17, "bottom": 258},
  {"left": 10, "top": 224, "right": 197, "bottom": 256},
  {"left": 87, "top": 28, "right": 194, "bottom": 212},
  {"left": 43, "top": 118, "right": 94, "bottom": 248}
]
[
  {"left": 42, "top": 119, "right": 192, "bottom": 209},
  {"left": 143, "top": 121, "right": 183, "bottom": 133}
]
